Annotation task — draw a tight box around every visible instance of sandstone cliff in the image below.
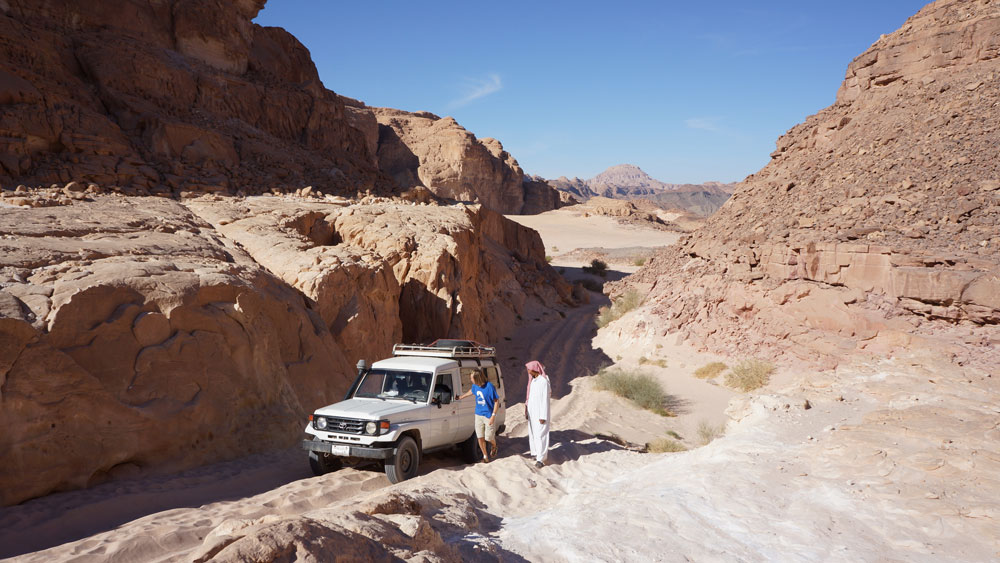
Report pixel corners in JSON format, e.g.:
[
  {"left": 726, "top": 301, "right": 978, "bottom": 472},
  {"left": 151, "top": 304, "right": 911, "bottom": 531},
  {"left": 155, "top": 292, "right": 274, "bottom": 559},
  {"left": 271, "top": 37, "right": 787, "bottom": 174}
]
[
  {"left": 0, "top": 0, "right": 392, "bottom": 197},
  {"left": 611, "top": 0, "right": 1000, "bottom": 368}
]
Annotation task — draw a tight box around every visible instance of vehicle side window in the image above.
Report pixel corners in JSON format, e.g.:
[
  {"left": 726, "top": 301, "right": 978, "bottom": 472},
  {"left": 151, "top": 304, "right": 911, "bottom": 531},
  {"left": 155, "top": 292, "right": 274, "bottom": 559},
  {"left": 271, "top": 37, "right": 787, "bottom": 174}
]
[
  {"left": 484, "top": 366, "right": 501, "bottom": 390},
  {"left": 460, "top": 367, "right": 479, "bottom": 393}
]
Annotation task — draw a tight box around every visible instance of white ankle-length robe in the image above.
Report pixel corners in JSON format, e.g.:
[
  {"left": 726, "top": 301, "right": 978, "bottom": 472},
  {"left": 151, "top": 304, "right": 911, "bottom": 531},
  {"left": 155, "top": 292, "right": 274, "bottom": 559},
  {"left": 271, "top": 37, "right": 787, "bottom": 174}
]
[{"left": 527, "top": 375, "right": 551, "bottom": 462}]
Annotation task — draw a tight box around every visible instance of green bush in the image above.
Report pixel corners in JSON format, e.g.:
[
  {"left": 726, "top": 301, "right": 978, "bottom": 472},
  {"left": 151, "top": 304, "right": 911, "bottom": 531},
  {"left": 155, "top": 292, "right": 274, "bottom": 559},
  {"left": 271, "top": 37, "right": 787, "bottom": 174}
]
[
  {"left": 633, "top": 257, "right": 646, "bottom": 267},
  {"left": 595, "top": 368, "right": 673, "bottom": 416},
  {"left": 724, "top": 359, "right": 774, "bottom": 392},
  {"left": 694, "top": 362, "right": 727, "bottom": 379},
  {"left": 582, "top": 259, "right": 608, "bottom": 277},
  {"left": 648, "top": 438, "right": 686, "bottom": 453},
  {"left": 697, "top": 420, "right": 725, "bottom": 445},
  {"left": 596, "top": 289, "right": 643, "bottom": 328},
  {"left": 545, "top": 255, "right": 553, "bottom": 263}
]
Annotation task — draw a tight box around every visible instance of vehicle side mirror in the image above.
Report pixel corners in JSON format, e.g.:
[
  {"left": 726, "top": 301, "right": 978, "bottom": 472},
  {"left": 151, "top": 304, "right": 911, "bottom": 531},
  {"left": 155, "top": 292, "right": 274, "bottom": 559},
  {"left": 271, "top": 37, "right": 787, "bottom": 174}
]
[{"left": 433, "top": 386, "right": 452, "bottom": 407}]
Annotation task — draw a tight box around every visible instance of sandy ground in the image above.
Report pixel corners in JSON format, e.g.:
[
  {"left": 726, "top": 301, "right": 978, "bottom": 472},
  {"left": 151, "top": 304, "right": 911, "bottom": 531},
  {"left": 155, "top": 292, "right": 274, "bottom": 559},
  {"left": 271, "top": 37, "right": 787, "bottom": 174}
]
[
  {"left": 507, "top": 208, "right": 680, "bottom": 275},
  {"left": 2, "top": 210, "right": 997, "bottom": 562}
]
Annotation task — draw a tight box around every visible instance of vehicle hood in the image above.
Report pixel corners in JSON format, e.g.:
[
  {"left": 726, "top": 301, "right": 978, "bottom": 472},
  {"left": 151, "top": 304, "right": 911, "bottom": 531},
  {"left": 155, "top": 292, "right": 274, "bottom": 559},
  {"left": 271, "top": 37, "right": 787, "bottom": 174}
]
[{"left": 314, "top": 398, "right": 427, "bottom": 420}]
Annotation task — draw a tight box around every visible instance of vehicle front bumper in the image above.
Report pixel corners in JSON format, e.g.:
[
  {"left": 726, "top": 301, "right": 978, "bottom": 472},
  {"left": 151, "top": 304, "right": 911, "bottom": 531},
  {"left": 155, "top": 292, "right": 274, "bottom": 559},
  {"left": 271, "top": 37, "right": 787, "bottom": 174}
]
[{"left": 301, "top": 439, "right": 394, "bottom": 460}]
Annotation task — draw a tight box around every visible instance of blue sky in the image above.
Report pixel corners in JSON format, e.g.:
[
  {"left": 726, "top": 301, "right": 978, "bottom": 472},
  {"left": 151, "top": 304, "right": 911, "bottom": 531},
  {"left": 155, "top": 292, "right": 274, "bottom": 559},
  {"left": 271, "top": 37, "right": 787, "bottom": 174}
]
[{"left": 255, "top": 1, "right": 930, "bottom": 184}]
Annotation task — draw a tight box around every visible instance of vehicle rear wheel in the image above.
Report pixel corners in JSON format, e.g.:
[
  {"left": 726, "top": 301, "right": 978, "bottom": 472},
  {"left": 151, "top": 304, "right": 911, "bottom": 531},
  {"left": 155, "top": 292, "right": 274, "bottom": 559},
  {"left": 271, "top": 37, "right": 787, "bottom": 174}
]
[
  {"left": 461, "top": 432, "right": 483, "bottom": 464},
  {"left": 384, "top": 436, "right": 420, "bottom": 484},
  {"left": 308, "top": 451, "right": 343, "bottom": 476}
]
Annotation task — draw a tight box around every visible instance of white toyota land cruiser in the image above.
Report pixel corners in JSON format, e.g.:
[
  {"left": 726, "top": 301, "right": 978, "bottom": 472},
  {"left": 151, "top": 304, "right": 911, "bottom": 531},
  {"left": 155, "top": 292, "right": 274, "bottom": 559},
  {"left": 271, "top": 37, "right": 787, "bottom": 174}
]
[{"left": 301, "top": 340, "right": 507, "bottom": 483}]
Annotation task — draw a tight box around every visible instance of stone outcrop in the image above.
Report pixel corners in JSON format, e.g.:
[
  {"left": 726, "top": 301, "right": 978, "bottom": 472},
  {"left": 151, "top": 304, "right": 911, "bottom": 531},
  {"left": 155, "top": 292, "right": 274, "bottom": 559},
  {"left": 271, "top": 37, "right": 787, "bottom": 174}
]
[
  {"left": 0, "top": 191, "right": 571, "bottom": 506},
  {"left": 373, "top": 108, "right": 564, "bottom": 214},
  {"left": 0, "top": 0, "right": 386, "bottom": 196},
  {"left": 611, "top": 0, "right": 1000, "bottom": 368}
]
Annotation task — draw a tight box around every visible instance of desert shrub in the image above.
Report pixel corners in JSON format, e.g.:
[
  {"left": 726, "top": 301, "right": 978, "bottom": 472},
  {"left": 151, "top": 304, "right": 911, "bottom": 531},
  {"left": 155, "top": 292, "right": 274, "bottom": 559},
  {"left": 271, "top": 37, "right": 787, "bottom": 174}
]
[
  {"left": 545, "top": 255, "right": 553, "bottom": 263},
  {"left": 648, "top": 438, "right": 686, "bottom": 453},
  {"left": 596, "top": 289, "right": 644, "bottom": 328},
  {"left": 595, "top": 368, "right": 673, "bottom": 416},
  {"left": 697, "top": 420, "right": 725, "bottom": 445},
  {"left": 579, "top": 278, "right": 603, "bottom": 292},
  {"left": 694, "top": 362, "right": 727, "bottom": 379},
  {"left": 666, "top": 430, "right": 683, "bottom": 440},
  {"left": 654, "top": 359, "right": 668, "bottom": 368},
  {"left": 724, "top": 359, "right": 774, "bottom": 392},
  {"left": 633, "top": 257, "right": 646, "bottom": 267},
  {"left": 582, "top": 259, "right": 608, "bottom": 277},
  {"left": 638, "top": 356, "right": 649, "bottom": 365}
]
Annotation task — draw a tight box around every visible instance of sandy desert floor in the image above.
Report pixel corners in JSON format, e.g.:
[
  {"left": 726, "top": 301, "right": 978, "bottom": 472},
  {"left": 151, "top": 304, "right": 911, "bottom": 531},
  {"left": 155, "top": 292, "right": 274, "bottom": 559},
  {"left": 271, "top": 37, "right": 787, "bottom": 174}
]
[{"left": 1, "top": 209, "right": 997, "bottom": 562}]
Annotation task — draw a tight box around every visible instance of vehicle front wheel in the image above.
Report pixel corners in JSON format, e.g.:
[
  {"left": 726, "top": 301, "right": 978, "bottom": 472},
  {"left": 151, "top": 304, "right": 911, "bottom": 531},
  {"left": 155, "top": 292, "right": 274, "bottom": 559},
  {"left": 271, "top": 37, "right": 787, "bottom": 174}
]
[
  {"left": 460, "top": 432, "right": 483, "bottom": 464},
  {"left": 384, "top": 436, "right": 420, "bottom": 484},
  {"left": 308, "top": 451, "right": 343, "bottom": 476}
]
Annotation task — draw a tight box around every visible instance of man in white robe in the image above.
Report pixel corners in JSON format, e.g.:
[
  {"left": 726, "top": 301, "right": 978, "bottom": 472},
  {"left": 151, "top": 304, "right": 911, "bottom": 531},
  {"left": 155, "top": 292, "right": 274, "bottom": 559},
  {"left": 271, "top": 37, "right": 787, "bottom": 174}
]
[{"left": 525, "top": 360, "right": 550, "bottom": 468}]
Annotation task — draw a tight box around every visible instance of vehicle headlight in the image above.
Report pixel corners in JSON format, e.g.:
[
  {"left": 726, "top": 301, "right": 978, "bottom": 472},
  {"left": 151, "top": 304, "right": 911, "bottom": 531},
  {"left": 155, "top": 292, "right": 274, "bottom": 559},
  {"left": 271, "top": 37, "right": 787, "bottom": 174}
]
[
  {"left": 365, "top": 421, "right": 377, "bottom": 434},
  {"left": 316, "top": 417, "right": 328, "bottom": 430}
]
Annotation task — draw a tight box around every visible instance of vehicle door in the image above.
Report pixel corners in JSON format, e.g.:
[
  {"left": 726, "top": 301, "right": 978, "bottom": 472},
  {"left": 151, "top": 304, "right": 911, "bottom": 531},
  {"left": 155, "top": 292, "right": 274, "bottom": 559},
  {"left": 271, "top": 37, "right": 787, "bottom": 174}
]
[
  {"left": 427, "top": 369, "right": 459, "bottom": 448},
  {"left": 455, "top": 365, "right": 480, "bottom": 442}
]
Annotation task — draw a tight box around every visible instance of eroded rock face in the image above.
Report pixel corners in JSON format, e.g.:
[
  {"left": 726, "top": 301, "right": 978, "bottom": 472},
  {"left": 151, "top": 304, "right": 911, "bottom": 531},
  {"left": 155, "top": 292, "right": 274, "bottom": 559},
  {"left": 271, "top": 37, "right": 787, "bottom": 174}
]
[
  {"left": 0, "top": 193, "right": 571, "bottom": 506},
  {"left": 373, "top": 108, "right": 563, "bottom": 214},
  {"left": 614, "top": 0, "right": 1000, "bottom": 368},
  {"left": 0, "top": 196, "right": 356, "bottom": 505},
  {"left": 0, "top": 0, "right": 384, "bottom": 196}
]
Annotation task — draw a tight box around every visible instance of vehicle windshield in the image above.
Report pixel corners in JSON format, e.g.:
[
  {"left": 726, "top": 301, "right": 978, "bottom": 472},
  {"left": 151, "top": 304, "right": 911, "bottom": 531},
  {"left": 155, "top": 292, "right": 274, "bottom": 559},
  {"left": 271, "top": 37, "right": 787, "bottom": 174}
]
[{"left": 353, "top": 369, "right": 432, "bottom": 402}]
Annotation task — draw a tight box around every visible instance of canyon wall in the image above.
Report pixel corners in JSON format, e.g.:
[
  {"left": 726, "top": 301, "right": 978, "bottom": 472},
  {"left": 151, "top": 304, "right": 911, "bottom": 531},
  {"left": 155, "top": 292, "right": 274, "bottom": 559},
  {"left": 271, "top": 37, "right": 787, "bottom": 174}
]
[{"left": 612, "top": 0, "right": 1000, "bottom": 367}]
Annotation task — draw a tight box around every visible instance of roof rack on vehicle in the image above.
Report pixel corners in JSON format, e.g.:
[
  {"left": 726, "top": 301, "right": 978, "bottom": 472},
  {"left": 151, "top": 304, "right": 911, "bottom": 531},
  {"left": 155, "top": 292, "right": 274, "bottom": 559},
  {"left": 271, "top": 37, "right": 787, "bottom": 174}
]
[{"left": 392, "top": 342, "right": 496, "bottom": 359}]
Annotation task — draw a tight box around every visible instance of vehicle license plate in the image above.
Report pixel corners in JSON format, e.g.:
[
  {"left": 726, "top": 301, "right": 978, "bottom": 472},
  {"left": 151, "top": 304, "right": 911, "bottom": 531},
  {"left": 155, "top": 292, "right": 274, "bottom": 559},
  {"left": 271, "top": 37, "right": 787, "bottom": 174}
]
[{"left": 330, "top": 445, "right": 350, "bottom": 456}]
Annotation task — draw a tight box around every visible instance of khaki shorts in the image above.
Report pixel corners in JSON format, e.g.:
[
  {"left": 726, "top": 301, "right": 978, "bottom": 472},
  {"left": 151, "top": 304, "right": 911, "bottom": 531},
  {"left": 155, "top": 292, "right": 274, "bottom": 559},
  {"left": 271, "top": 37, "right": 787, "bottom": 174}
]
[{"left": 475, "top": 415, "right": 496, "bottom": 441}]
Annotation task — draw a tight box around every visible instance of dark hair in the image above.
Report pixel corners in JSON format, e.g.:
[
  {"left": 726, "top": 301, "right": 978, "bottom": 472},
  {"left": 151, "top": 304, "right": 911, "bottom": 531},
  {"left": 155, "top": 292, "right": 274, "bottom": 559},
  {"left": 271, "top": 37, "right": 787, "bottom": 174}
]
[{"left": 472, "top": 370, "right": 487, "bottom": 387}]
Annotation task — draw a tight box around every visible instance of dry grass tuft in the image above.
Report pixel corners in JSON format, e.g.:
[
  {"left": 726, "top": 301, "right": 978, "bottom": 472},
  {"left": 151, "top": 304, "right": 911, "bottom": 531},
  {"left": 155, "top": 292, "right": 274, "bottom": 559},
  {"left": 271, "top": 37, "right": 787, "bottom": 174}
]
[
  {"left": 697, "top": 420, "right": 725, "bottom": 445},
  {"left": 724, "top": 359, "right": 774, "bottom": 392},
  {"left": 694, "top": 361, "right": 727, "bottom": 379},
  {"left": 595, "top": 368, "right": 674, "bottom": 417},
  {"left": 648, "top": 438, "right": 687, "bottom": 453},
  {"left": 596, "top": 289, "right": 643, "bottom": 328}
]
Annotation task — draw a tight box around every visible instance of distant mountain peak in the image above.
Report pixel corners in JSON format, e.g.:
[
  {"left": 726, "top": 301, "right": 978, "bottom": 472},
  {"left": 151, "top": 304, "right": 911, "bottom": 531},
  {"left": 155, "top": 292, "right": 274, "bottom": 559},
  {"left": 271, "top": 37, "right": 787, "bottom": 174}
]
[{"left": 590, "top": 164, "right": 656, "bottom": 187}]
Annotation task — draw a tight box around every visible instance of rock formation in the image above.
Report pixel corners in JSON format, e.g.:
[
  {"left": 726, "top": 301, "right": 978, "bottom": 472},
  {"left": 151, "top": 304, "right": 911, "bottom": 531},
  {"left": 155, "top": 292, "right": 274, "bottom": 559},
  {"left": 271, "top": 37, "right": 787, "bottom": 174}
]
[
  {"left": 540, "top": 165, "right": 735, "bottom": 216},
  {"left": 373, "top": 107, "right": 564, "bottom": 214},
  {"left": 0, "top": 0, "right": 574, "bottom": 506},
  {"left": 0, "top": 190, "right": 570, "bottom": 506},
  {"left": 611, "top": 0, "right": 1000, "bottom": 368},
  {"left": 0, "top": 0, "right": 391, "bottom": 197}
]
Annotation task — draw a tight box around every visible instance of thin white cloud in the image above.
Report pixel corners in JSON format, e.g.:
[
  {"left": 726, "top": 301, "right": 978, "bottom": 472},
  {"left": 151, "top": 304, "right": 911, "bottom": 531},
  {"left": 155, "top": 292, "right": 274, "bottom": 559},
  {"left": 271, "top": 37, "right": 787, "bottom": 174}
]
[
  {"left": 685, "top": 117, "right": 723, "bottom": 132},
  {"left": 450, "top": 73, "right": 502, "bottom": 108}
]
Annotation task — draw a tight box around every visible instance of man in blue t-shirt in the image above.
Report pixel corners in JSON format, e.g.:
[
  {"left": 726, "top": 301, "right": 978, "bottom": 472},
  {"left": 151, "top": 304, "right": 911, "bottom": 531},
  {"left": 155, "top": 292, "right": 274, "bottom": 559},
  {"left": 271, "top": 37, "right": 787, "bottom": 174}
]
[{"left": 457, "top": 370, "right": 500, "bottom": 462}]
